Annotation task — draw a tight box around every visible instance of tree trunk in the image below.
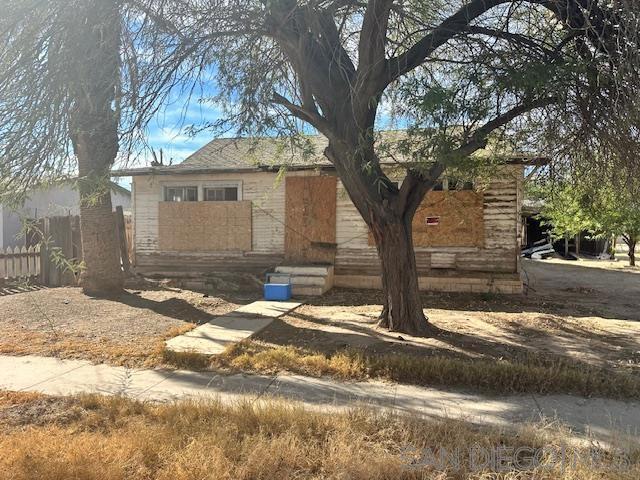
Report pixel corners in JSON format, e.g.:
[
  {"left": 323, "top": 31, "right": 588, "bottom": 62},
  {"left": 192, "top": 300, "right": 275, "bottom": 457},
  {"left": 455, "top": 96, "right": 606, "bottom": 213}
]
[
  {"left": 370, "top": 213, "right": 433, "bottom": 336},
  {"left": 75, "top": 132, "right": 123, "bottom": 295},
  {"left": 325, "top": 135, "right": 437, "bottom": 337},
  {"left": 67, "top": 0, "right": 123, "bottom": 295},
  {"left": 628, "top": 238, "right": 637, "bottom": 267}
]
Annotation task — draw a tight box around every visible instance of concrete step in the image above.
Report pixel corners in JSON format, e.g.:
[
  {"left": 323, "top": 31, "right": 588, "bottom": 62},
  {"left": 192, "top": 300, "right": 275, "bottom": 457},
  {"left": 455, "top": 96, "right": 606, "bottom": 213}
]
[
  {"left": 292, "top": 285, "right": 327, "bottom": 296},
  {"left": 269, "top": 274, "right": 327, "bottom": 286},
  {"left": 275, "top": 265, "right": 333, "bottom": 276}
]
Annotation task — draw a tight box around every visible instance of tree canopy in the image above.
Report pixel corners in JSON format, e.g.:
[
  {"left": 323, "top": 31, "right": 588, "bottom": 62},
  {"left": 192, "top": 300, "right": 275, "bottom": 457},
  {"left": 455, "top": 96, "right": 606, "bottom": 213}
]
[
  {"left": 540, "top": 167, "right": 640, "bottom": 266},
  {"left": 1, "top": 0, "right": 639, "bottom": 327},
  {"left": 0, "top": 0, "right": 203, "bottom": 202},
  {"left": 135, "top": 0, "right": 640, "bottom": 334}
]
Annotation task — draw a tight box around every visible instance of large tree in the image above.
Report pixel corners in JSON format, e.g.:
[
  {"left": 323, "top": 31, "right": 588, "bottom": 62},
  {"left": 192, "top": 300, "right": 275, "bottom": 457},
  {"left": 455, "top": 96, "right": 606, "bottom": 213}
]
[
  {"left": 142, "top": 0, "right": 638, "bottom": 334},
  {"left": 541, "top": 171, "right": 640, "bottom": 267},
  {"left": 0, "top": 0, "right": 194, "bottom": 294}
]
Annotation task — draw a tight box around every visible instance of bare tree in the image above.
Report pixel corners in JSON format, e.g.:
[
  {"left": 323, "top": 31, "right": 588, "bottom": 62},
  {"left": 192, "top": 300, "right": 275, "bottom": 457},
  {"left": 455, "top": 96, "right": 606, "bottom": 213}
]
[
  {"left": 134, "top": 0, "right": 639, "bottom": 335},
  {"left": 0, "top": 0, "right": 201, "bottom": 294}
]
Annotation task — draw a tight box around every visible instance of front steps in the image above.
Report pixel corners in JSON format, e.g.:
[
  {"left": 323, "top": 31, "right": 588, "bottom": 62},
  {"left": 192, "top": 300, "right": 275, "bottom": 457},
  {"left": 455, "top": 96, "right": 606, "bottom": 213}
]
[{"left": 270, "top": 265, "right": 334, "bottom": 297}]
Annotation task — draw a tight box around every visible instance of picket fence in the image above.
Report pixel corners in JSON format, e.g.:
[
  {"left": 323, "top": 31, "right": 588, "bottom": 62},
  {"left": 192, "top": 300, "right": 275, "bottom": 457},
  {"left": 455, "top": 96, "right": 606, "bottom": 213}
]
[
  {"left": 0, "top": 246, "right": 41, "bottom": 281},
  {"left": 0, "top": 209, "right": 131, "bottom": 287}
]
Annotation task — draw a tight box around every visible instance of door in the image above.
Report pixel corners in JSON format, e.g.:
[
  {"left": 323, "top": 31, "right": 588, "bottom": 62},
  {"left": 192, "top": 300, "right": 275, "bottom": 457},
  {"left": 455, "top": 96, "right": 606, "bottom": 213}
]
[{"left": 284, "top": 176, "right": 337, "bottom": 264}]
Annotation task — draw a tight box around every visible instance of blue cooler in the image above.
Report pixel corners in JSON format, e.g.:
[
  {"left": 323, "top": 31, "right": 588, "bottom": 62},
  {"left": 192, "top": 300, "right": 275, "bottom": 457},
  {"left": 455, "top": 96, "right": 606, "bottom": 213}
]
[{"left": 263, "top": 273, "right": 292, "bottom": 301}]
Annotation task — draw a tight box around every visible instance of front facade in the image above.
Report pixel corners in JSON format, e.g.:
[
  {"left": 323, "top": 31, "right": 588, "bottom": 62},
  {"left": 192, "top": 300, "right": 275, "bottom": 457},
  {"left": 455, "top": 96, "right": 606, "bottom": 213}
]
[{"left": 119, "top": 137, "right": 526, "bottom": 294}]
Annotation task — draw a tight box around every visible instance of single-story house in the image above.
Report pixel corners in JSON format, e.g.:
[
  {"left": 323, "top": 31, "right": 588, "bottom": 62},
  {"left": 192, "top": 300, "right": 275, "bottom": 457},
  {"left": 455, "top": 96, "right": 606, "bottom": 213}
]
[
  {"left": 0, "top": 181, "right": 131, "bottom": 249},
  {"left": 114, "top": 135, "right": 536, "bottom": 294}
]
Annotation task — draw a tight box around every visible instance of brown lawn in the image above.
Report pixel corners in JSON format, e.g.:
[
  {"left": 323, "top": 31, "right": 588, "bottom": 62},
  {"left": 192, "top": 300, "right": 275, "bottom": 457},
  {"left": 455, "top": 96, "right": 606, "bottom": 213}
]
[
  {"left": 0, "top": 280, "right": 254, "bottom": 368},
  {"left": 0, "top": 258, "right": 639, "bottom": 396},
  {"left": 248, "top": 259, "right": 640, "bottom": 374},
  {"left": 187, "top": 258, "right": 640, "bottom": 398},
  {"left": 0, "top": 391, "right": 637, "bottom": 479}
]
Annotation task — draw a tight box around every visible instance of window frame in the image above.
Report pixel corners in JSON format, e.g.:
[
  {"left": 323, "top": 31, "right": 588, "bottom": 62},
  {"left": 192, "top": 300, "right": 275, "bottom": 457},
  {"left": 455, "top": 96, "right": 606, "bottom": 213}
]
[
  {"left": 202, "top": 180, "right": 243, "bottom": 202},
  {"left": 203, "top": 186, "right": 239, "bottom": 202},
  {"left": 160, "top": 180, "right": 243, "bottom": 203},
  {"left": 163, "top": 185, "right": 199, "bottom": 202}
]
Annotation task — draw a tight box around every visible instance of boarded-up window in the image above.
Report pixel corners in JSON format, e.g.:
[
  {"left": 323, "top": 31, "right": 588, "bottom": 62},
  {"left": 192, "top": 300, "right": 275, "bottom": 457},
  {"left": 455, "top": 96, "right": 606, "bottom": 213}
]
[
  {"left": 413, "top": 191, "right": 484, "bottom": 248},
  {"left": 368, "top": 190, "right": 484, "bottom": 248},
  {"left": 158, "top": 201, "right": 252, "bottom": 252}
]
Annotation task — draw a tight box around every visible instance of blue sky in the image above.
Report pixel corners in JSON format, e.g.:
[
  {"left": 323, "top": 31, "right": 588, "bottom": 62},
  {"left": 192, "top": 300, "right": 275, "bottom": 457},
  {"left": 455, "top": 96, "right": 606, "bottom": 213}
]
[
  {"left": 114, "top": 96, "right": 224, "bottom": 189},
  {"left": 113, "top": 89, "right": 401, "bottom": 191},
  {"left": 135, "top": 100, "right": 223, "bottom": 164}
]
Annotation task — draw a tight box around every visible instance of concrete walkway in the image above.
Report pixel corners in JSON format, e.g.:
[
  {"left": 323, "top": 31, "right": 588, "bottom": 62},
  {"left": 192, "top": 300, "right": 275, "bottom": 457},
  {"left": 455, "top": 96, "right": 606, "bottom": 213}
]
[
  {"left": 0, "top": 354, "right": 639, "bottom": 445},
  {"left": 165, "top": 300, "right": 301, "bottom": 355}
]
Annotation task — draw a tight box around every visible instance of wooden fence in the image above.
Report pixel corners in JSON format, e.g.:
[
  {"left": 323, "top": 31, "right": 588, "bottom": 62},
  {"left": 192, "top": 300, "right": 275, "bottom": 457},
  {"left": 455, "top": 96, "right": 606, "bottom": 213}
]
[
  {"left": 1, "top": 208, "right": 131, "bottom": 287},
  {"left": 0, "top": 246, "right": 41, "bottom": 282}
]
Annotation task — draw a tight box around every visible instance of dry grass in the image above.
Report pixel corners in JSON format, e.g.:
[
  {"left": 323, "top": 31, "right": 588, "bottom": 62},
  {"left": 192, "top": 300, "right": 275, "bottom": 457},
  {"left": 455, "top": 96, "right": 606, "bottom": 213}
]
[
  {"left": 0, "top": 323, "right": 195, "bottom": 368},
  {"left": 178, "top": 342, "right": 640, "bottom": 399},
  {"left": 0, "top": 391, "right": 46, "bottom": 407},
  {"left": 161, "top": 348, "right": 212, "bottom": 370},
  {"left": 0, "top": 286, "right": 252, "bottom": 368},
  {"left": 0, "top": 392, "right": 637, "bottom": 479}
]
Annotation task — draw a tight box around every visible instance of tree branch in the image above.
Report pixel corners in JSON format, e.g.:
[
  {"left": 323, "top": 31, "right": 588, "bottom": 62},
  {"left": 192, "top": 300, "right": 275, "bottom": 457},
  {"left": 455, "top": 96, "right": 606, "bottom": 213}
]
[
  {"left": 271, "top": 92, "right": 331, "bottom": 134},
  {"left": 358, "top": 0, "right": 394, "bottom": 79},
  {"left": 397, "top": 96, "right": 558, "bottom": 214},
  {"left": 385, "top": 0, "right": 508, "bottom": 86}
]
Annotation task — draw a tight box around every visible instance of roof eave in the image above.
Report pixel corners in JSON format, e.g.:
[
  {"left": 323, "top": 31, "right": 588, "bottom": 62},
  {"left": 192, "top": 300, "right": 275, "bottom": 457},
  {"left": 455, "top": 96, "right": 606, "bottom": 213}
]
[
  {"left": 111, "top": 155, "right": 550, "bottom": 177},
  {"left": 111, "top": 164, "right": 334, "bottom": 177}
]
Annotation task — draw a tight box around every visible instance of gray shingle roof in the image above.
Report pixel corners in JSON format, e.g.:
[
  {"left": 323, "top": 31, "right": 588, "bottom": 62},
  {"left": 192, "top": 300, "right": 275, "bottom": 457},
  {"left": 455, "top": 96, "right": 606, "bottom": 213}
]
[
  {"left": 113, "top": 136, "right": 335, "bottom": 176},
  {"left": 112, "top": 131, "right": 545, "bottom": 177},
  {"left": 112, "top": 132, "right": 418, "bottom": 176},
  {"left": 180, "top": 136, "right": 332, "bottom": 170}
]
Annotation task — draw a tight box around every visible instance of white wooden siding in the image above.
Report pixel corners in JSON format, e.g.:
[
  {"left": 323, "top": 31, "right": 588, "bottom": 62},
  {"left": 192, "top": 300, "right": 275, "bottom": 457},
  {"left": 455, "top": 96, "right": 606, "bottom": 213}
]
[
  {"left": 334, "top": 165, "right": 523, "bottom": 275},
  {"left": 133, "top": 171, "right": 317, "bottom": 257},
  {"left": 133, "top": 165, "right": 522, "bottom": 275}
]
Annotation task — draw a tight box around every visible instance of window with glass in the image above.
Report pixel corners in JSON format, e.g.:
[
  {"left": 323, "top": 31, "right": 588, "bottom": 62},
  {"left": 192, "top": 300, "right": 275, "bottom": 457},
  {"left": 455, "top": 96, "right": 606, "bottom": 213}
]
[
  {"left": 164, "top": 186, "right": 198, "bottom": 202},
  {"left": 204, "top": 187, "right": 239, "bottom": 202}
]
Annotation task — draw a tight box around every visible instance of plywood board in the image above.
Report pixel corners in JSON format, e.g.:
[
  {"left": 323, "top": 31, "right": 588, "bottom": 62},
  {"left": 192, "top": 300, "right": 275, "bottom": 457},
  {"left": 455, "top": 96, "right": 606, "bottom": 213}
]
[
  {"left": 158, "top": 201, "right": 252, "bottom": 252},
  {"left": 285, "top": 176, "right": 337, "bottom": 263},
  {"left": 368, "top": 190, "right": 485, "bottom": 248},
  {"left": 413, "top": 191, "right": 485, "bottom": 248}
]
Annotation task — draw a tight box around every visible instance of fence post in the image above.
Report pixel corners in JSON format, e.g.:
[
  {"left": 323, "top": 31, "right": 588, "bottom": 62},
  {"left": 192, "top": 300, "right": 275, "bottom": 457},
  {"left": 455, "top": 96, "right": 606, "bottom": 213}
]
[
  {"left": 114, "top": 206, "right": 130, "bottom": 273},
  {"left": 34, "top": 245, "right": 41, "bottom": 278},
  {"left": 7, "top": 247, "right": 16, "bottom": 280},
  {"left": 0, "top": 248, "right": 6, "bottom": 283},
  {"left": 40, "top": 218, "right": 50, "bottom": 286}
]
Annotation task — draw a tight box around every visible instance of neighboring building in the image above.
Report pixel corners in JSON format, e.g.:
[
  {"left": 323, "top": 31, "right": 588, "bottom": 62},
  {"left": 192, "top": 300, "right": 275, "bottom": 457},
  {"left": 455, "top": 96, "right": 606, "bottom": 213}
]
[
  {"left": 0, "top": 182, "right": 131, "bottom": 248},
  {"left": 114, "top": 135, "right": 534, "bottom": 294},
  {"left": 521, "top": 199, "right": 610, "bottom": 258}
]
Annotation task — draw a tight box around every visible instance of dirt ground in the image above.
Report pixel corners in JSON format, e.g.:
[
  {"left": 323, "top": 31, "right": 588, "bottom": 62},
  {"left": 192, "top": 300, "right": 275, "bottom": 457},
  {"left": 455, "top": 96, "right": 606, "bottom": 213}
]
[
  {"left": 0, "top": 392, "right": 79, "bottom": 431},
  {"left": 253, "top": 258, "right": 640, "bottom": 374},
  {"left": 0, "top": 257, "right": 638, "bottom": 375},
  {"left": 0, "top": 280, "right": 255, "bottom": 367}
]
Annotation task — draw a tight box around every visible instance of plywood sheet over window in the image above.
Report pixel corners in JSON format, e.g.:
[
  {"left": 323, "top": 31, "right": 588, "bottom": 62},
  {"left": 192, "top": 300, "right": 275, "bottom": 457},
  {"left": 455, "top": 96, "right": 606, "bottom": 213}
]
[
  {"left": 369, "top": 191, "right": 484, "bottom": 248},
  {"left": 158, "top": 201, "right": 252, "bottom": 252},
  {"left": 285, "top": 176, "right": 337, "bottom": 263},
  {"left": 414, "top": 191, "right": 484, "bottom": 247}
]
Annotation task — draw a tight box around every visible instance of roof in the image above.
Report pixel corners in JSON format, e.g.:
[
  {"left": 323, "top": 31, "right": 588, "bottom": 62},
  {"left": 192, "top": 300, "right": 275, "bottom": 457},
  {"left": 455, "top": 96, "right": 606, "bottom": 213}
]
[
  {"left": 109, "top": 181, "right": 131, "bottom": 196},
  {"left": 112, "top": 132, "right": 548, "bottom": 177}
]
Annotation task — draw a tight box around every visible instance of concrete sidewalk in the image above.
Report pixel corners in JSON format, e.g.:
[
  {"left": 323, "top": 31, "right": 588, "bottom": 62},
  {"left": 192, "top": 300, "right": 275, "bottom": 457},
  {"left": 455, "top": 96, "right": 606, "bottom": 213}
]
[
  {"left": 165, "top": 300, "right": 302, "bottom": 355},
  {"left": 0, "top": 354, "right": 638, "bottom": 445}
]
